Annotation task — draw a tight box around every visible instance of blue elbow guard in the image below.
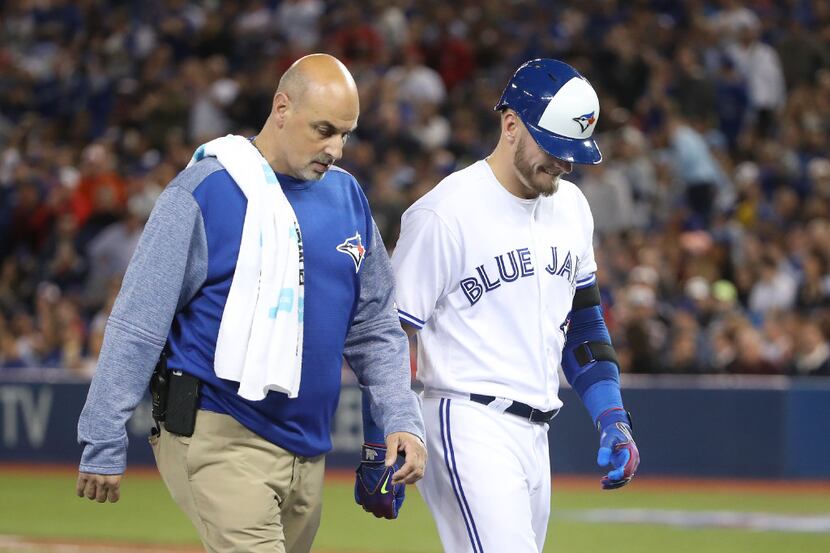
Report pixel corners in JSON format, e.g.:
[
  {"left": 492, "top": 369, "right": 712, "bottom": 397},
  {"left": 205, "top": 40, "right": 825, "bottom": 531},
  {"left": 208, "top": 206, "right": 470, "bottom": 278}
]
[{"left": 562, "top": 283, "right": 620, "bottom": 397}]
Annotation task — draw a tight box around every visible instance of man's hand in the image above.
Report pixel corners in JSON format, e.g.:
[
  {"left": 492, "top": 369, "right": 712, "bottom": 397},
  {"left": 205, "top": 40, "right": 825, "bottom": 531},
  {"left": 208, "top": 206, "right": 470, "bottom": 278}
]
[
  {"left": 76, "top": 472, "right": 122, "bottom": 503},
  {"left": 354, "top": 443, "right": 405, "bottom": 519},
  {"left": 596, "top": 408, "right": 640, "bottom": 490},
  {"left": 353, "top": 433, "right": 426, "bottom": 519},
  {"left": 385, "top": 431, "right": 426, "bottom": 484}
]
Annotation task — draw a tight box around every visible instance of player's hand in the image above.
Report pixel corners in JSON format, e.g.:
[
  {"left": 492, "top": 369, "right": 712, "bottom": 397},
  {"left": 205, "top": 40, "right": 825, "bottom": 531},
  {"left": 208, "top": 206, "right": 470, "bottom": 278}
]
[
  {"left": 76, "top": 472, "right": 122, "bottom": 503},
  {"left": 385, "top": 431, "right": 426, "bottom": 484},
  {"left": 596, "top": 408, "right": 639, "bottom": 490},
  {"left": 354, "top": 443, "right": 406, "bottom": 519}
]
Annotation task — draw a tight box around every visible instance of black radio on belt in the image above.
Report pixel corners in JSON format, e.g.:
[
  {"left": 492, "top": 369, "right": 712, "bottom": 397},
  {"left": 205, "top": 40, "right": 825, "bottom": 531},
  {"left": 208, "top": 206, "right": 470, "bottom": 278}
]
[
  {"left": 150, "top": 347, "right": 170, "bottom": 424},
  {"left": 149, "top": 345, "right": 200, "bottom": 437}
]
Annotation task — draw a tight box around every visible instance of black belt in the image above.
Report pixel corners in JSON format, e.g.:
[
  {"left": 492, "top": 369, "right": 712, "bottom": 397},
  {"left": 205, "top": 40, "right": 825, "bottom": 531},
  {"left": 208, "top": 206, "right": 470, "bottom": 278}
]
[{"left": 469, "top": 394, "right": 559, "bottom": 423}]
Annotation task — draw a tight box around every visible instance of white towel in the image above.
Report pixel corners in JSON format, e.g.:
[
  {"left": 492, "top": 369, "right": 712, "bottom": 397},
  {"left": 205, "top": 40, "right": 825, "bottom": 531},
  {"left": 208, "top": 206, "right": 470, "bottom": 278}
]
[{"left": 187, "top": 135, "right": 304, "bottom": 400}]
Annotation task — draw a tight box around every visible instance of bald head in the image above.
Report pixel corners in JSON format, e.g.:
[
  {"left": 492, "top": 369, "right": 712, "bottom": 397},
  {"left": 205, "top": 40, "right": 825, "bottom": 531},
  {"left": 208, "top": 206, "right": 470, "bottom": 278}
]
[
  {"left": 257, "top": 54, "right": 360, "bottom": 181},
  {"left": 277, "top": 53, "right": 358, "bottom": 110}
]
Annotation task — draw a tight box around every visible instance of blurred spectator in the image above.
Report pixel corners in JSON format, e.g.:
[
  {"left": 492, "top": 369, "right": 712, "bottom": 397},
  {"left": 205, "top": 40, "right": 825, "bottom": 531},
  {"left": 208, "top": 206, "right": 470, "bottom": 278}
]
[
  {"left": 84, "top": 204, "right": 145, "bottom": 307},
  {"left": 724, "top": 16, "right": 786, "bottom": 137},
  {"left": 386, "top": 45, "right": 447, "bottom": 106},
  {"left": 776, "top": 17, "right": 830, "bottom": 90},
  {"left": 667, "top": 309, "right": 706, "bottom": 374},
  {"left": 185, "top": 56, "right": 239, "bottom": 144},
  {"left": 411, "top": 102, "right": 450, "bottom": 150},
  {"left": 713, "top": 57, "right": 749, "bottom": 153},
  {"left": 612, "top": 126, "right": 662, "bottom": 229},
  {"left": 672, "top": 45, "right": 718, "bottom": 124},
  {"left": 748, "top": 254, "right": 798, "bottom": 315},
  {"left": 580, "top": 162, "right": 636, "bottom": 235},
  {"left": 72, "top": 144, "right": 127, "bottom": 231},
  {"left": 727, "top": 323, "right": 781, "bottom": 374},
  {"left": 796, "top": 249, "right": 830, "bottom": 310},
  {"left": 276, "top": 0, "right": 324, "bottom": 51},
  {"left": 793, "top": 320, "right": 830, "bottom": 376},
  {"left": 660, "top": 108, "right": 732, "bottom": 224},
  {"left": 332, "top": 4, "right": 384, "bottom": 65},
  {"left": 761, "top": 314, "right": 796, "bottom": 369},
  {"left": 593, "top": 23, "right": 650, "bottom": 113},
  {"left": 8, "top": 176, "right": 53, "bottom": 255}
]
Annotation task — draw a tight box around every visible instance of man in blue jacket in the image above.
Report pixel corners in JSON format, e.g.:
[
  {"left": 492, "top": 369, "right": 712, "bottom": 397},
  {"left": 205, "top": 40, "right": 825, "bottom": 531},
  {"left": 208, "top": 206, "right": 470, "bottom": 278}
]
[{"left": 75, "top": 53, "right": 426, "bottom": 553}]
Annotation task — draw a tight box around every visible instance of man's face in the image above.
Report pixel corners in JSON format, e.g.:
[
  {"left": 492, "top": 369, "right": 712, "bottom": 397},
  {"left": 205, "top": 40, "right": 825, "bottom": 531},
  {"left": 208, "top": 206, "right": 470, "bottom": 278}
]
[
  {"left": 281, "top": 88, "right": 358, "bottom": 181},
  {"left": 512, "top": 129, "right": 573, "bottom": 198}
]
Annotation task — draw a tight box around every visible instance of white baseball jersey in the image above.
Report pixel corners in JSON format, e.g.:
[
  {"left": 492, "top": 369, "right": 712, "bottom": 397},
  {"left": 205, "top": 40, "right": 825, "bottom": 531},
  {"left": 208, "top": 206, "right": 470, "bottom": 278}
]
[{"left": 392, "top": 159, "right": 597, "bottom": 412}]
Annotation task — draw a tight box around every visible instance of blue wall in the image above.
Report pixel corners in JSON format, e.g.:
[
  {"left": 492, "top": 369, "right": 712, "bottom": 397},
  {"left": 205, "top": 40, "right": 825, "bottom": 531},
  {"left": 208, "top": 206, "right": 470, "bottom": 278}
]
[{"left": 1, "top": 374, "right": 829, "bottom": 478}]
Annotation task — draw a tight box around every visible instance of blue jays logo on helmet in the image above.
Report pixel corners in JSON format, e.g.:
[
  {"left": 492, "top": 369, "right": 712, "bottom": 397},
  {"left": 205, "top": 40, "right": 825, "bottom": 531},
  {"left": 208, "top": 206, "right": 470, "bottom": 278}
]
[
  {"left": 494, "top": 58, "right": 602, "bottom": 165},
  {"left": 573, "top": 111, "right": 596, "bottom": 133},
  {"left": 336, "top": 232, "right": 365, "bottom": 273}
]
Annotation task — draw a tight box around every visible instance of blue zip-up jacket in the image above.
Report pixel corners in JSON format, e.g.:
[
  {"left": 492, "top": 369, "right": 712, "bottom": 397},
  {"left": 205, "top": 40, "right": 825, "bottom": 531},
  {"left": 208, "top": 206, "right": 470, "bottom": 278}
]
[{"left": 77, "top": 157, "right": 423, "bottom": 474}]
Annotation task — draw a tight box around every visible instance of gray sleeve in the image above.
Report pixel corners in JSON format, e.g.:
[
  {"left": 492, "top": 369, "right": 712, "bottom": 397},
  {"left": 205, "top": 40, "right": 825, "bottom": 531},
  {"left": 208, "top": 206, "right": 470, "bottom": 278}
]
[
  {"left": 343, "top": 222, "right": 425, "bottom": 441},
  {"left": 77, "top": 184, "right": 208, "bottom": 474}
]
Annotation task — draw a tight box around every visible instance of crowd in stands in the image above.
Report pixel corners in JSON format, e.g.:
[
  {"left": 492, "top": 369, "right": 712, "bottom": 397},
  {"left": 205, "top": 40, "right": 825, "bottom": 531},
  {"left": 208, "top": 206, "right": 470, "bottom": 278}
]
[{"left": 1, "top": 0, "right": 829, "bottom": 376}]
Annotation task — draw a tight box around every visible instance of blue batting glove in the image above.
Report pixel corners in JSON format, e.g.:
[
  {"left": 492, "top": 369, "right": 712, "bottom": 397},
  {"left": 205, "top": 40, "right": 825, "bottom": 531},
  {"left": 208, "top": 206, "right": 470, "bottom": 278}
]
[
  {"left": 354, "top": 443, "right": 406, "bottom": 519},
  {"left": 596, "top": 408, "right": 640, "bottom": 490}
]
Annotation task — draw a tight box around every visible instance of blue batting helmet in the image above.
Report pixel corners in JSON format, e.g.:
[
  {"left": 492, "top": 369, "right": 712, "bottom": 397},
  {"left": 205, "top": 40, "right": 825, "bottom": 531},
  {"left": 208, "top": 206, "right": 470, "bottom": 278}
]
[{"left": 495, "top": 59, "right": 602, "bottom": 164}]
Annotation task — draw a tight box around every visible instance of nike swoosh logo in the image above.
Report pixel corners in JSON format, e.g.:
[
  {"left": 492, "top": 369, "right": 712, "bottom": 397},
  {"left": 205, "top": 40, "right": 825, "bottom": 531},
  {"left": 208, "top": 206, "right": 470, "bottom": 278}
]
[{"left": 381, "top": 475, "right": 391, "bottom": 494}]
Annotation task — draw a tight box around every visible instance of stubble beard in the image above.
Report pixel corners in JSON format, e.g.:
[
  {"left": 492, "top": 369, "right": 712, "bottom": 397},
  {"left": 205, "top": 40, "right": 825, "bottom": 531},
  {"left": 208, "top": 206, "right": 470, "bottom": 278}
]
[
  {"left": 513, "top": 135, "right": 560, "bottom": 198},
  {"left": 295, "top": 155, "right": 335, "bottom": 182},
  {"left": 297, "top": 167, "right": 326, "bottom": 181}
]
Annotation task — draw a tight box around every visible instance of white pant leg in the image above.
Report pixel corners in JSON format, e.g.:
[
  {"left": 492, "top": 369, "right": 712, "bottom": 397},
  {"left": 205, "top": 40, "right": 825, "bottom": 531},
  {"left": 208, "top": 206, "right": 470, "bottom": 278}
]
[
  {"left": 530, "top": 422, "right": 551, "bottom": 551},
  {"left": 418, "top": 397, "right": 551, "bottom": 553}
]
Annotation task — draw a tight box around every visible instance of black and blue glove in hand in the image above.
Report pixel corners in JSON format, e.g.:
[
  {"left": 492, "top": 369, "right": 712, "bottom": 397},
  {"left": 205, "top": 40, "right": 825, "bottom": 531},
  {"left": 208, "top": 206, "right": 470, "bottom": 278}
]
[
  {"left": 596, "top": 407, "right": 640, "bottom": 490},
  {"left": 354, "top": 442, "right": 406, "bottom": 519}
]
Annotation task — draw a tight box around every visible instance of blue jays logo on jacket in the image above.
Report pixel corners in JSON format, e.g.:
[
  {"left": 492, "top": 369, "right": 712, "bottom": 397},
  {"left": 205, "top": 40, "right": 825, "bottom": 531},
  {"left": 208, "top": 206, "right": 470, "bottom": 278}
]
[
  {"left": 337, "top": 231, "right": 366, "bottom": 272},
  {"left": 572, "top": 111, "right": 596, "bottom": 133}
]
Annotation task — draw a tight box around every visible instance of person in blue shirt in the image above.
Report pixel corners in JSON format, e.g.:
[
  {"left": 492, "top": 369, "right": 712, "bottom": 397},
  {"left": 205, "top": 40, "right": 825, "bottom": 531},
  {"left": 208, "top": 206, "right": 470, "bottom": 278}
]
[{"left": 75, "top": 53, "right": 426, "bottom": 553}]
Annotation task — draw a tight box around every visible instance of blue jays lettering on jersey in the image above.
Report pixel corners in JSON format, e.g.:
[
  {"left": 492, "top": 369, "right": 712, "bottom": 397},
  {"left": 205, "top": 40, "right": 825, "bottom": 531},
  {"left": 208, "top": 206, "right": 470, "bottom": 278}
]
[
  {"left": 168, "top": 165, "right": 373, "bottom": 457},
  {"left": 460, "top": 247, "right": 580, "bottom": 306}
]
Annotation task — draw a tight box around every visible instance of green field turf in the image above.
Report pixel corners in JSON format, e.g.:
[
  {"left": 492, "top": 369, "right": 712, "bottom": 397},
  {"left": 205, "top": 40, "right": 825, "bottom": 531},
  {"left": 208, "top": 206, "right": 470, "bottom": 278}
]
[{"left": 1, "top": 470, "right": 829, "bottom": 552}]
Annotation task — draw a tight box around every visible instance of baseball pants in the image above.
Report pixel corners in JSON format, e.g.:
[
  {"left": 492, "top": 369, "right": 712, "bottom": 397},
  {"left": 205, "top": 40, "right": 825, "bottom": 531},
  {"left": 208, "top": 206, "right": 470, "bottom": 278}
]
[
  {"left": 417, "top": 396, "right": 551, "bottom": 553},
  {"left": 150, "top": 409, "right": 325, "bottom": 553}
]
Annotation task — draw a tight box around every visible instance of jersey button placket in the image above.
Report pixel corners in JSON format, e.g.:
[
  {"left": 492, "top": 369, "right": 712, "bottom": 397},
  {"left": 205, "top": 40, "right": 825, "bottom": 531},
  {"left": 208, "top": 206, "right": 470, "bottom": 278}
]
[{"left": 529, "top": 200, "right": 551, "bottom": 394}]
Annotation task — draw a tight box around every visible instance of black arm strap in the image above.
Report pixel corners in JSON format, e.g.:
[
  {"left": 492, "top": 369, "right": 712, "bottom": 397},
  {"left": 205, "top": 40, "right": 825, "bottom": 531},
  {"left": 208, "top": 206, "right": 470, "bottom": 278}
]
[
  {"left": 572, "top": 282, "right": 601, "bottom": 310},
  {"left": 571, "top": 282, "right": 620, "bottom": 369},
  {"left": 574, "top": 341, "right": 620, "bottom": 368}
]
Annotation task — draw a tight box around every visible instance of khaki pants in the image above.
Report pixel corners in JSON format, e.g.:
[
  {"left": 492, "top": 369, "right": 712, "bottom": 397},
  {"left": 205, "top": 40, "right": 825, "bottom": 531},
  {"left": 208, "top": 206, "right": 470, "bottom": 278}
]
[{"left": 150, "top": 409, "right": 325, "bottom": 553}]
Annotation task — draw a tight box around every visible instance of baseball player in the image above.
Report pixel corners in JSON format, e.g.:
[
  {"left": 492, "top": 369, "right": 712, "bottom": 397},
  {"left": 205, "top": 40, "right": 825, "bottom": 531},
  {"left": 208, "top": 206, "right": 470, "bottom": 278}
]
[{"left": 359, "top": 59, "right": 641, "bottom": 551}]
